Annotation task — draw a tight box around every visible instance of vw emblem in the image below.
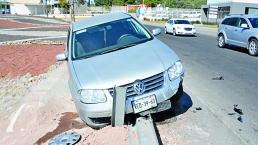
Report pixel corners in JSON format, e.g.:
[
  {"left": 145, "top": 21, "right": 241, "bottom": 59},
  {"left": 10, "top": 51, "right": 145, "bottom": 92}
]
[{"left": 133, "top": 81, "right": 145, "bottom": 95}]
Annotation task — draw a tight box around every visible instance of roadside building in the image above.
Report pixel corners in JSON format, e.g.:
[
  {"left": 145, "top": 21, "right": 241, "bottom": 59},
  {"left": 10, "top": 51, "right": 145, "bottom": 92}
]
[
  {"left": 0, "top": 0, "right": 66, "bottom": 15},
  {"left": 0, "top": 0, "right": 10, "bottom": 14},
  {"left": 201, "top": 0, "right": 258, "bottom": 23},
  {"left": 9, "top": 0, "right": 45, "bottom": 15}
]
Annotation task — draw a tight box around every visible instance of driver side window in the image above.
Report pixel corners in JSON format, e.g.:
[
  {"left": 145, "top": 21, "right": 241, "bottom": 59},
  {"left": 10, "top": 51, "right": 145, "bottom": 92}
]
[{"left": 240, "top": 18, "right": 249, "bottom": 27}]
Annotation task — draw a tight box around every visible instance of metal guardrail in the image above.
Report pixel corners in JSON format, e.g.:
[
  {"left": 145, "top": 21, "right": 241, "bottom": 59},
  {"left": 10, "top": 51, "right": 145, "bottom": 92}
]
[{"left": 112, "top": 87, "right": 161, "bottom": 145}]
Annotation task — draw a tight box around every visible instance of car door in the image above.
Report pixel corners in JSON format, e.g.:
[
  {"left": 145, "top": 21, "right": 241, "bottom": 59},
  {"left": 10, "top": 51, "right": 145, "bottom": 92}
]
[
  {"left": 226, "top": 17, "right": 239, "bottom": 45},
  {"left": 232, "top": 18, "right": 250, "bottom": 47}
]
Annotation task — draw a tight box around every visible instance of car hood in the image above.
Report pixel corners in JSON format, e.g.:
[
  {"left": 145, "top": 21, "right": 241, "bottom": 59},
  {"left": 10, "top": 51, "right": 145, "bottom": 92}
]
[
  {"left": 174, "top": 24, "right": 195, "bottom": 28},
  {"left": 72, "top": 38, "right": 179, "bottom": 89}
]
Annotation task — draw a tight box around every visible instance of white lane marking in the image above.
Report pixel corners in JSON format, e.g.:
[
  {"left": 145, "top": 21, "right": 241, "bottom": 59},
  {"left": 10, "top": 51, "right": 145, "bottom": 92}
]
[
  {"left": 0, "top": 35, "right": 66, "bottom": 45},
  {"left": 6, "top": 104, "right": 26, "bottom": 133}
]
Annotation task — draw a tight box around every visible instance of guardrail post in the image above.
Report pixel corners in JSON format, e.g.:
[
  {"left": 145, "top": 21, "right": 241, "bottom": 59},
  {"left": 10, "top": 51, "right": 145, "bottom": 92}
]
[{"left": 111, "top": 86, "right": 127, "bottom": 127}]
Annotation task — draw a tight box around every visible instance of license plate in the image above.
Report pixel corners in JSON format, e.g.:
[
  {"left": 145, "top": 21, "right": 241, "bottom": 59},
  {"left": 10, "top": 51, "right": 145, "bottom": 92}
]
[{"left": 132, "top": 95, "right": 157, "bottom": 113}]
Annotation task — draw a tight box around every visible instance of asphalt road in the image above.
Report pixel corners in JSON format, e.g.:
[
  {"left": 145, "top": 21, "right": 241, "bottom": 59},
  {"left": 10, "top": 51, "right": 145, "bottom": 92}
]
[{"left": 146, "top": 25, "right": 258, "bottom": 144}]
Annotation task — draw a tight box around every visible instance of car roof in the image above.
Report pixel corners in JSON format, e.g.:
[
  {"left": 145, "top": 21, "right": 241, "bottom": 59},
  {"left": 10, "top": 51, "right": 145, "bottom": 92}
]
[
  {"left": 72, "top": 12, "right": 131, "bottom": 32},
  {"left": 225, "top": 14, "right": 258, "bottom": 19}
]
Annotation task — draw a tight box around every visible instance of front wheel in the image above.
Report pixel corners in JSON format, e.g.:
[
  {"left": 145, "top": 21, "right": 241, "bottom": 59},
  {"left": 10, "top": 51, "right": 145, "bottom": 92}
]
[
  {"left": 82, "top": 117, "right": 108, "bottom": 130},
  {"left": 218, "top": 34, "right": 226, "bottom": 48},
  {"left": 170, "top": 83, "right": 183, "bottom": 103},
  {"left": 173, "top": 29, "right": 176, "bottom": 36},
  {"left": 164, "top": 27, "right": 167, "bottom": 34},
  {"left": 248, "top": 39, "right": 258, "bottom": 56}
]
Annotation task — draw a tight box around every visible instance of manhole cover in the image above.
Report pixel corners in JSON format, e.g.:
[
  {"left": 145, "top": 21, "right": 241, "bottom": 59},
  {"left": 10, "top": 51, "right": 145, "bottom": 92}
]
[{"left": 48, "top": 131, "right": 81, "bottom": 145}]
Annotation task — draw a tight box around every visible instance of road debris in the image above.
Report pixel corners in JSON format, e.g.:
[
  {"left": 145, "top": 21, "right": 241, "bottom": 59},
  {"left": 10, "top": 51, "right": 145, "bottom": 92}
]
[
  {"left": 227, "top": 113, "right": 236, "bottom": 116},
  {"left": 195, "top": 107, "right": 202, "bottom": 111},
  {"left": 237, "top": 116, "right": 243, "bottom": 123},
  {"left": 234, "top": 104, "right": 244, "bottom": 115},
  {"left": 48, "top": 131, "right": 81, "bottom": 145},
  {"left": 212, "top": 73, "right": 224, "bottom": 80}
]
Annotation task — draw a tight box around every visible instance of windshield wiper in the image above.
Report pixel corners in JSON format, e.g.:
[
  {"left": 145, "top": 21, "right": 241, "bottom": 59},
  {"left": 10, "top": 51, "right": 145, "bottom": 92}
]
[
  {"left": 100, "top": 43, "right": 138, "bottom": 55},
  {"left": 75, "top": 43, "right": 139, "bottom": 60},
  {"left": 75, "top": 52, "right": 103, "bottom": 60}
]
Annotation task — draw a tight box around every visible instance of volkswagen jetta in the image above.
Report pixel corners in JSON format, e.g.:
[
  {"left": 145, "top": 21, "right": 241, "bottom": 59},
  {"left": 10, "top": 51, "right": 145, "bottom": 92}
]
[{"left": 56, "top": 12, "right": 184, "bottom": 128}]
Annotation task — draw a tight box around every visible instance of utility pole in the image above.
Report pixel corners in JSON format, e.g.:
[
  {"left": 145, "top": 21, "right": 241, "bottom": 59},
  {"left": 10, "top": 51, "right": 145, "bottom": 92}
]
[
  {"left": 45, "top": 0, "right": 48, "bottom": 17},
  {"left": 70, "top": 0, "right": 75, "bottom": 22}
]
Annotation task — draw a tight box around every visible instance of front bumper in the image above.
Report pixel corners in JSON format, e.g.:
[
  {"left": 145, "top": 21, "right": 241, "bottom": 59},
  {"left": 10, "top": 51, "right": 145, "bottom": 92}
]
[
  {"left": 73, "top": 72, "right": 183, "bottom": 121},
  {"left": 176, "top": 29, "right": 196, "bottom": 35}
]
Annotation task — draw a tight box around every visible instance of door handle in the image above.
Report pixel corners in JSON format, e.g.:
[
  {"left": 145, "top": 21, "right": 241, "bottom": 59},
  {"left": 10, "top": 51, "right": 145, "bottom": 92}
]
[{"left": 234, "top": 29, "right": 237, "bottom": 31}]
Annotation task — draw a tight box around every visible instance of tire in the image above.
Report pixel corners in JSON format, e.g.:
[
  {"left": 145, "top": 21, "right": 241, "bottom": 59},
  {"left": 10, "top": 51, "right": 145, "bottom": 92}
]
[
  {"left": 218, "top": 34, "right": 226, "bottom": 48},
  {"left": 170, "top": 83, "right": 183, "bottom": 103},
  {"left": 82, "top": 117, "right": 108, "bottom": 130},
  {"left": 248, "top": 38, "right": 258, "bottom": 56},
  {"left": 173, "top": 28, "right": 176, "bottom": 36},
  {"left": 164, "top": 27, "right": 167, "bottom": 34}
]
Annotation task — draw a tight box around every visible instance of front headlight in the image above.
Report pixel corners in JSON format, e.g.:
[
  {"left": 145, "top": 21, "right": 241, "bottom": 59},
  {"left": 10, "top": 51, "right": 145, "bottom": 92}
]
[
  {"left": 79, "top": 89, "right": 107, "bottom": 104},
  {"left": 177, "top": 26, "right": 182, "bottom": 29},
  {"left": 167, "top": 61, "right": 184, "bottom": 81}
]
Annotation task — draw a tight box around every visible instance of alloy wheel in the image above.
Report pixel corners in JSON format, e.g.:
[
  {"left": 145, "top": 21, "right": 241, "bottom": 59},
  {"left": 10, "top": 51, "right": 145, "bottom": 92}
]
[{"left": 248, "top": 40, "right": 258, "bottom": 56}]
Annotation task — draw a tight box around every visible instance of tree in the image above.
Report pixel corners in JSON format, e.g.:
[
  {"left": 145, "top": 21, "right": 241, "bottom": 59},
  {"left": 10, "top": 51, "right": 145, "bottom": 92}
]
[
  {"left": 59, "top": 0, "right": 69, "bottom": 12},
  {"left": 95, "top": 0, "right": 112, "bottom": 6},
  {"left": 77, "top": 0, "right": 85, "bottom": 6},
  {"left": 112, "top": 0, "right": 124, "bottom": 5}
]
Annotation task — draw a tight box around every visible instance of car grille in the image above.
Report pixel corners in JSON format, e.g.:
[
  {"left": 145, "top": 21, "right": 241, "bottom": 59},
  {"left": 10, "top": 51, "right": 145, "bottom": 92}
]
[
  {"left": 184, "top": 28, "right": 192, "bottom": 31},
  {"left": 108, "top": 72, "right": 164, "bottom": 98}
]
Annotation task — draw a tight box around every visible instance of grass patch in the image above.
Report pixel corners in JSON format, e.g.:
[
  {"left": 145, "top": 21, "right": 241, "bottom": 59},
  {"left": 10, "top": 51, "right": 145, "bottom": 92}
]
[{"left": 202, "top": 24, "right": 218, "bottom": 28}]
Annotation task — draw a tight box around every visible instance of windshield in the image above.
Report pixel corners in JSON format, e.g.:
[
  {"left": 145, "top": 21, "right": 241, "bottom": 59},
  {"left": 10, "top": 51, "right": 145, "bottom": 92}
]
[
  {"left": 248, "top": 18, "right": 258, "bottom": 28},
  {"left": 174, "top": 20, "right": 190, "bottom": 24},
  {"left": 72, "top": 18, "right": 152, "bottom": 60}
]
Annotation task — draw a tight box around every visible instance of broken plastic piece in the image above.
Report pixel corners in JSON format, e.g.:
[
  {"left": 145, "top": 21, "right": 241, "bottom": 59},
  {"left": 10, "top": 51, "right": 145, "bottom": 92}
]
[
  {"left": 227, "top": 113, "right": 236, "bottom": 116},
  {"left": 234, "top": 105, "right": 243, "bottom": 115},
  {"left": 212, "top": 73, "right": 224, "bottom": 80},
  {"left": 237, "top": 116, "right": 243, "bottom": 123},
  {"left": 195, "top": 107, "right": 202, "bottom": 111}
]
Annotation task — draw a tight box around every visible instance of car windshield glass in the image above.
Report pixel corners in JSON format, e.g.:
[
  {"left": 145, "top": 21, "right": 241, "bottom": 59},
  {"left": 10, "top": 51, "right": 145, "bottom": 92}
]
[
  {"left": 174, "top": 20, "right": 190, "bottom": 24},
  {"left": 248, "top": 18, "right": 258, "bottom": 28},
  {"left": 72, "top": 18, "right": 152, "bottom": 60}
]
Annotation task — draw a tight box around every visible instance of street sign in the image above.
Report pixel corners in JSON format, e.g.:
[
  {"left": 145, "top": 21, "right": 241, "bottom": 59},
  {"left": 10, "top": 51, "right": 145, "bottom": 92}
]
[{"left": 208, "top": 5, "right": 218, "bottom": 19}]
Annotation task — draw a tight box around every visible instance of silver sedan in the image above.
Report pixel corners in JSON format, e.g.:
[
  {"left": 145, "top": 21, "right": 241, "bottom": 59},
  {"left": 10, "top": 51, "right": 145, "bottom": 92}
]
[{"left": 57, "top": 12, "right": 184, "bottom": 129}]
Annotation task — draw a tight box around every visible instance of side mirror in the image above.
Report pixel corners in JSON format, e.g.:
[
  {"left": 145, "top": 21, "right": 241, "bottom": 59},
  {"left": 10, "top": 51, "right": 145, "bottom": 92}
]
[
  {"left": 152, "top": 28, "right": 161, "bottom": 36},
  {"left": 56, "top": 52, "right": 67, "bottom": 61},
  {"left": 240, "top": 23, "right": 249, "bottom": 29}
]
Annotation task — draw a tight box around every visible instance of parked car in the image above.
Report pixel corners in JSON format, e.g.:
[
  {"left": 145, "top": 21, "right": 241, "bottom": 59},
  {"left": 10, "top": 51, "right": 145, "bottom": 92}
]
[
  {"left": 164, "top": 19, "right": 196, "bottom": 36},
  {"left": 56, "top": 12, "right": 184, "bottom": 129},
  {"left": 218, "top": 14, "right": 258, "bottom": 56}
]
